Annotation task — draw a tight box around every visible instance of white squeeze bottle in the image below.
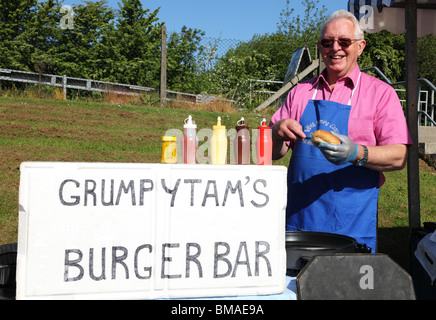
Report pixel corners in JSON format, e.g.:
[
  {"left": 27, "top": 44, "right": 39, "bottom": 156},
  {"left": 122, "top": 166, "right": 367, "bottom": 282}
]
[
  {"left": 210, "top": 116, "right": 227, "bottom": 164},
  {"left": 183, "top": 115, "right": 197, "bottom": 164}
]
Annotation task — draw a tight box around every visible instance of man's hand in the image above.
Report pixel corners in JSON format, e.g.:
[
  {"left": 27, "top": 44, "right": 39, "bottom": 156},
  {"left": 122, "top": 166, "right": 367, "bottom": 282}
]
[
  {"left": 271, "top": 119, "right": 306, "bottom": 141},
  {"left": 317, "top": 132, "right": 358, "bottom": 165},
  {"left": 270, "top": 119, "right": 306, "bottom": 160}
]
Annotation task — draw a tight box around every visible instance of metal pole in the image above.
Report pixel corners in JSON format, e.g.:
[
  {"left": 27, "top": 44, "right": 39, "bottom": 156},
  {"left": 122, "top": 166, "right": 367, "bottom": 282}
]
[
  {"left": 63, "top": 75, "right": 67, "bottom": 100},
  {"left": 405, "top": 0, "right": 420, "bottom": 232}
]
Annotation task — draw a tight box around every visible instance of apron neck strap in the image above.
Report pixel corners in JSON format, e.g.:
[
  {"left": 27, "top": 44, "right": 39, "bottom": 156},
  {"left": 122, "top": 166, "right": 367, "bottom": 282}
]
[{"left": 312, "top": 72, "right": 361, "bottom": 106}]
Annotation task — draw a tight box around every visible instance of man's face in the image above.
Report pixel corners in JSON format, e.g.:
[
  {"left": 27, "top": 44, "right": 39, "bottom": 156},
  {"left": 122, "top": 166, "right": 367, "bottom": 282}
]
[{"left": 318, "top": 18, "right": 366, "bottom": 84}]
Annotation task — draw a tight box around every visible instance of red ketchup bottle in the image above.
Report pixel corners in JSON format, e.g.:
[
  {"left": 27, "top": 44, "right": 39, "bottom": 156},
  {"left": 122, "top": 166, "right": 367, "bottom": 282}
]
[
  {"left": 234, "top": 117, "right": 250, "bottom": 165},
  {"left": 256, "top": 118, "right": 272, "bottom": 165},
  {"left": 183, "top": 115, "right": 197, "bottom": 164}
]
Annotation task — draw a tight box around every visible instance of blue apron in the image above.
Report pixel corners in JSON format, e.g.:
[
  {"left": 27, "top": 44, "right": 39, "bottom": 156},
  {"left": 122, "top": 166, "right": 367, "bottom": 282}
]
[{"left": 286, "top": 73, "right": 379, "bottom": 252}]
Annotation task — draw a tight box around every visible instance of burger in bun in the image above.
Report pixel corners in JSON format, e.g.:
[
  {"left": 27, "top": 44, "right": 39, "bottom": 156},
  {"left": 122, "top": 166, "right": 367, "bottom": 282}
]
[{"left": 311, "top": 130, "right": 341, "bottom": 147}]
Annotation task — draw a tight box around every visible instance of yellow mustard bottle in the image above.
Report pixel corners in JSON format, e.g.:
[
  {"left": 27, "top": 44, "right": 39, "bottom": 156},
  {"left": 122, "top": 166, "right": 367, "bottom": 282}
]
[
  {"left": 210, "top": 116, "right": 227, "bottom": 164},
  {"left": 161, "top": 136, "right": 177, "bottom": 164}
]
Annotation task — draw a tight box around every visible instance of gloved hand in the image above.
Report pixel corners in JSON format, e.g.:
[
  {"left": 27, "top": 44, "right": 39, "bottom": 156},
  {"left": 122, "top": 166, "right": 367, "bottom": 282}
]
[{"left": 317, "top": 132, "right": 358, "bottom": 165}]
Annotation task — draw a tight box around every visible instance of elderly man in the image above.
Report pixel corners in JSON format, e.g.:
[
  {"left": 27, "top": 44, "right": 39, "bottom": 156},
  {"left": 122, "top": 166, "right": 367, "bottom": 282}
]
[{"left": 270, "top": 10, "right": 412, "bottom": 252}]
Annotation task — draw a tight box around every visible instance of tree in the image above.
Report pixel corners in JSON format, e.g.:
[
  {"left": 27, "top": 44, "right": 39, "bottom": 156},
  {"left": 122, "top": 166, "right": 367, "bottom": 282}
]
[
  {"left": 166, "top": 26, "right": 205, "bottom": 93},
  {"left": 213, "top": 50, "right": 277, "bottom": 107},
  {"left": 44, "top": 1, "right": 117, "bottom": 79},
  {"left": 115, "top": 0, "right": 161, "bottom": 87},
  {"left": 417, "top": 34, "right": 436, "bottom": 84},
  {"left": 0, "top": 0, "right": 38, "bottom": 71},
  {"left": 228, "top": 33, "right": 291, "bottom": 81},
  {"left": 358, "top": 31, "right": 405, "bottom": 83},
  {"left": 277, "top": 0, "right": 328, "bottom": 47}
]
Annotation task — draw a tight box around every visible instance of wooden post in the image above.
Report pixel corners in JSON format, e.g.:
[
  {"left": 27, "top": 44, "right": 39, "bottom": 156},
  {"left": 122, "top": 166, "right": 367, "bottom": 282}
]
[
  {"left": 405, "top": 0, "right": 420, "bottom": 232},
  {"left": 160, "top": 24, "right": 167, "bottom": 108}
]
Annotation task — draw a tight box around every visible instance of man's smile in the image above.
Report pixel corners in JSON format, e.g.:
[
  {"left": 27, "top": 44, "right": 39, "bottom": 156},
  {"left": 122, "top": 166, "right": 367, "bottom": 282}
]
[{"left": 330, "top": 55, "right": 345, "bottom": 60}]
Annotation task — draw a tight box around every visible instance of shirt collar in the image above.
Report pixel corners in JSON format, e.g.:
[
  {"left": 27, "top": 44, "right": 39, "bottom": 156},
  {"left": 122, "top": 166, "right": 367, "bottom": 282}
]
[{"left": 314, "top": 63, "right": 361, "bottom": 89}]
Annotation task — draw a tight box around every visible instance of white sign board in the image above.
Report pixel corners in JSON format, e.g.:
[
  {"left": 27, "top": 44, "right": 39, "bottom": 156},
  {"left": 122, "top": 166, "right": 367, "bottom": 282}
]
[{"left": 16, "top": 162, "right": 287, "bottom": 300}]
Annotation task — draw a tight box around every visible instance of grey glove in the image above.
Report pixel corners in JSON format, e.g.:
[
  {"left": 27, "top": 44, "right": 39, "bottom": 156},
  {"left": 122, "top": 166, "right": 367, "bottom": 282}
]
[{"left": 317, "top": 132, "right": 358, "bottom": 165}]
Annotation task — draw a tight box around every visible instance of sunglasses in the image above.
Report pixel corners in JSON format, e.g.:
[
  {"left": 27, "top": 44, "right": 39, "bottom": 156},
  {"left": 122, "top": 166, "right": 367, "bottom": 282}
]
[{"left": 319, "top": 38, "right": 360, "bottom": 48}]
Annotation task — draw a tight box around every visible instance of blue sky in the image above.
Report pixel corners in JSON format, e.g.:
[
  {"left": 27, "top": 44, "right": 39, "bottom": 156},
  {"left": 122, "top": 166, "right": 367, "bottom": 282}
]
[{"left": 61, "top": 0, "right": 347, "bottom": 41}]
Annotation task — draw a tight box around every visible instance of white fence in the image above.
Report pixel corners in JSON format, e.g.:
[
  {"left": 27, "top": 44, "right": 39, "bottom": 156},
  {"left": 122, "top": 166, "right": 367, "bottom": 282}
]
[
  {"left": 0, "top": 68, "right": 235, "bottom": 105},
  {"left": 0, "top": 68, "right": 155, "bottom": 98}
]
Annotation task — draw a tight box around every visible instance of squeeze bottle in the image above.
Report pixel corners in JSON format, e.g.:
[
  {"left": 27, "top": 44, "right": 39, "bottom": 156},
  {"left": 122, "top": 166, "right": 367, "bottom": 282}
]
[
  {"left": 161, "top": 136, "right": 177, "bottom": 164},
  {"left": 183, "top": 115, "right": 197, "bottom": 164},
  {"left": 234, "top": 117, "right": 250, "bottom": 165},
  {"left": 256, "top": 118, "right": 272, "bottom": 165},
  {"left": 210, "top": 116, "right": 227, "bottom": 164}
]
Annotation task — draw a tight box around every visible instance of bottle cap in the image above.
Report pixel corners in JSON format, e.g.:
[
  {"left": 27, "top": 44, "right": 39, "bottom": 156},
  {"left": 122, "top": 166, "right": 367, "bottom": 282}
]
[
  {"left": 237, "top": 117, "right": 245, "bottom": 126},
  {"left": 162, "top": 136, "right": 176, "bottom": 141},
  {"left": 184, "top": 115, "right": 197, "bottom": 129},
  {"left": 213, "top": 116, "right": 225, "bottom": 130},
  {"left": 236, "top": 117, "right": 249, "bottom": 132},
  {"left": 258, "top": 118, "right": 270, "bottom": 129}
]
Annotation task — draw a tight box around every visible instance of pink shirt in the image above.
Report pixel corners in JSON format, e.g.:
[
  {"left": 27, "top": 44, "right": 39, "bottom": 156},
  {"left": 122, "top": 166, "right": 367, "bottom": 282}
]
[
  {"left": 270, "top": 63, "right": 412, "bottom": 185},
  {"left": 271, "top": 63, "right": 412, "bottom": 148}
]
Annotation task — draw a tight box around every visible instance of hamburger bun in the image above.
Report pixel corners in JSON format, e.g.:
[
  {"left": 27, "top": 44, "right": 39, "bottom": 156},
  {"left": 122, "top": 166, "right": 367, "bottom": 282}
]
[{"left": 311, "top": 130, "right": 341, "bottom": 147}]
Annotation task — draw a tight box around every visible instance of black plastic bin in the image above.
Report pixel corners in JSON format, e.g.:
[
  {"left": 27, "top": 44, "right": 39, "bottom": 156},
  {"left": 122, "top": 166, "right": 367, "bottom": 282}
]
[{"left": 0, "top": 242, "right": 17, "bottom": 300}]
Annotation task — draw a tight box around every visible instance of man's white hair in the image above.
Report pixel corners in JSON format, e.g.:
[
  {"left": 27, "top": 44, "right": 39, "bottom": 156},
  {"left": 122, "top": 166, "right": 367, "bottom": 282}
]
[{"left": 319, "top": 10, "right": 364, "bottom": 40}]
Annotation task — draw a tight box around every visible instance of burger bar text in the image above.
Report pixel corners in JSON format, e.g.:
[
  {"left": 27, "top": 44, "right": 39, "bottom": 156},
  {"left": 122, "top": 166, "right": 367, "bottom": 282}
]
[{"left": 64, "top": 240, "right": 272, "bottom": 282}]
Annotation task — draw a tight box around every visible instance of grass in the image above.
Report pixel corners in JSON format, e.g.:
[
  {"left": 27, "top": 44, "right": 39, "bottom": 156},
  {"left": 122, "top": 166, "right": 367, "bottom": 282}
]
[{"left": 1, "top": 94, "right": 435, "bottom": 273}]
